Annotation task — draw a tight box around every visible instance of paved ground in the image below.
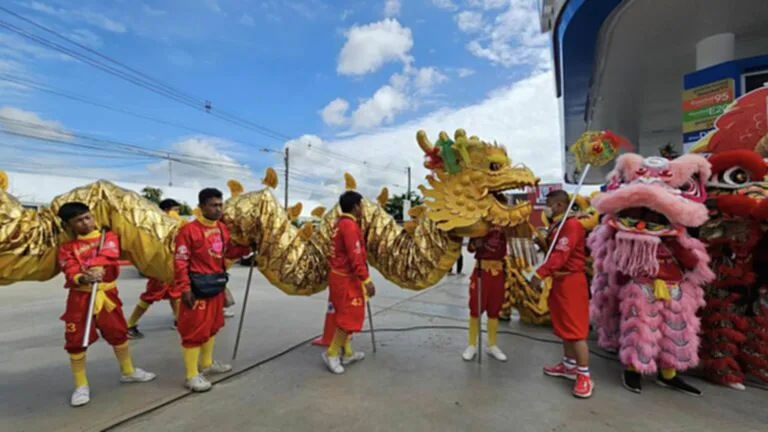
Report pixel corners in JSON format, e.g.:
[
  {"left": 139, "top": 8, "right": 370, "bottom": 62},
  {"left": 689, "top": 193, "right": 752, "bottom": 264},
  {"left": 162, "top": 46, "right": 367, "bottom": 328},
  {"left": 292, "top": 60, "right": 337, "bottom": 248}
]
[{"left": 2, "top": 251, "right": 768, "bottom": 432}]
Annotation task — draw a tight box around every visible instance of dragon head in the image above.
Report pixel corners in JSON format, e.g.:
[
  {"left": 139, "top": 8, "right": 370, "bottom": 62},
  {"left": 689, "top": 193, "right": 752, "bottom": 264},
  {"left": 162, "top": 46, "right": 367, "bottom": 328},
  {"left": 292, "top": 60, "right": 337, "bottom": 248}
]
[
  {"left": 592, "top": 153, "right": 711, "bottom": 237},
  {"left": 416, "top": 129, "right": 538, "bottom": 238}
]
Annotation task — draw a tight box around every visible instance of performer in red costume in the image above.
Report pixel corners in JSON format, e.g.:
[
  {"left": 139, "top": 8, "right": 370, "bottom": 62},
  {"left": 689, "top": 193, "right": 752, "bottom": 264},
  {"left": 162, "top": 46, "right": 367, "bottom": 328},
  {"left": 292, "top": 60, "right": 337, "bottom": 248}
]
[
  {"left": 57, "top": 202, "right": 156, "bottom": 407},
  {"left": 532, "top": 190, "right": 593, "bottom": 398},
  {"left": 322, "top": 191, "right": 376, "bottom": 375},
  {"left": 461, "top": 221, "right": 508, "bottom": 362},
  {"left": 127, "top": 198, "right": 183, "bottom": 339},
  {"left": 174, "top": 188, "right": 251, "bottom": 392}
]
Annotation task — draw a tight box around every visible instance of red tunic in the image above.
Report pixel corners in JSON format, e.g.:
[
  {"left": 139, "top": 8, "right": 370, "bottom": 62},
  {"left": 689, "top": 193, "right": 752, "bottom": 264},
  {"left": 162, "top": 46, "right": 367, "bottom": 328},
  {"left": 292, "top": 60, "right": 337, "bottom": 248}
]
[
  {"left": 58, "top": 231, "right": 128, "bottom": 353},
  {"left": 327, "top": 214, "right": 370, "bottom": 333},
  {"left": 636, "top": 238, "right": 699, "bottom": 284},
  {"left": 468, "top": 227, "right": 507, "bottom": 319},
  {"left": 537, "top": 217, "right": 590, "bottom": 341},
  {"left": 174, "top": 218, "right": 250, "bottom": 347}
]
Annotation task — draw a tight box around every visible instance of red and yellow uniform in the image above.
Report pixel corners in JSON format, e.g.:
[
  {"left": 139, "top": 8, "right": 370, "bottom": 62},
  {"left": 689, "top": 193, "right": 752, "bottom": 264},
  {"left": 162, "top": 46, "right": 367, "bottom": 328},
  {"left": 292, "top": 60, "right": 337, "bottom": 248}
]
[
  {"left": 58, "top": 230, "right": 135, "bottom": 387},
  {"left": 174, "top": 216, "right": 249, "bottom": 380},
  {"left": 466, "top": 226, "right": 507, "bottom": 349},
  {"left": 325, "top": 213, "right": 371, "bottom": 359},
  {"left": 536, "top": 217, "right": 589, "bottom": 342}
]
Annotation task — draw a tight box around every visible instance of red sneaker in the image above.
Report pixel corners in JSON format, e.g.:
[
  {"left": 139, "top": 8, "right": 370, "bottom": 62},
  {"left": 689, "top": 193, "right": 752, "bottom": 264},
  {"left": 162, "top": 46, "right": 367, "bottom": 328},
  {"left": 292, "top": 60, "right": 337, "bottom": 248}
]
[
  {"left": 543, "top": 362, "right": 577, "bottom": 380},
  {"left": 572, "top": 373, "right": 594, "bottom": 398}
]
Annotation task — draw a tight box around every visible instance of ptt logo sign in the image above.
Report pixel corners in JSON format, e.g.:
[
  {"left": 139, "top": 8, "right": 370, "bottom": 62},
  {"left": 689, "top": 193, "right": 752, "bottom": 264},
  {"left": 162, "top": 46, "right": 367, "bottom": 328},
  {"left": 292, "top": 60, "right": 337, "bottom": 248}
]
[{"left": 535, "top": 184, "right": 562, "bottom": 205}]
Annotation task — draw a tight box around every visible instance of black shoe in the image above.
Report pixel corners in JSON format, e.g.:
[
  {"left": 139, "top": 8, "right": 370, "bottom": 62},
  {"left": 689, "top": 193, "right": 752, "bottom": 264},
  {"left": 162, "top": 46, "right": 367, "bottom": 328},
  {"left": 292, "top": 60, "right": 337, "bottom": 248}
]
[
  {"left": 498, "top": 314, "right": 511, "bottom": 322},
  {"left": 655, "top": 374, "right": 703, "bottom": 397},
  {"left": 127, "top": 326, "right": 145, "bottom": 340},
  {"left": 622, "top": 370, "right": 642, "bottom": 394}
]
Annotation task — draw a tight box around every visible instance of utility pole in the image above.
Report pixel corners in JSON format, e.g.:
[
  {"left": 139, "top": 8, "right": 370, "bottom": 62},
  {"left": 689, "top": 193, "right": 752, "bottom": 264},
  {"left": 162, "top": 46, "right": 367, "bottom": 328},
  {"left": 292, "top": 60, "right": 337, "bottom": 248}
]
[
  {"left": 283, "top": 147, "right": 289, "bottom": 210},
  {"left": 406, "top": 166, "right": 412, "bottom": 199},
  {"left": 167, "top": 153, "right": 173, "bottom": 186}
]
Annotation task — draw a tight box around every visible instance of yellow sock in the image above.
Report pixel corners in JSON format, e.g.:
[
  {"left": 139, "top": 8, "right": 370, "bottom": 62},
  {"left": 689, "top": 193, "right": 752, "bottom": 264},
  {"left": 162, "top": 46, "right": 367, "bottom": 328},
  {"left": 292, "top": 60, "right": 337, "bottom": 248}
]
[
  {"left": 343, "top": 338, "right": 354, "bottom": 358},
  {"left": 170, "top": 299, "right": 180, "bottom": 319},
  {"left": 327, "top": 329, "right": 347, "bottom": 358},
  {"left": 113, "top": 342, "right": 135, "bottom": 376},
  {"left": 661, "top": 368, "right": 677, "bottom": 380},
  {"left": 127, "top": 301, "right": 150, "bottom": 328},
  {"left": 200, "top": 336, "right": 215, "bottom": 369},
  {"left": 69, "top": 352, "right": 88, "bottom": 388},
  {"left": 487, "top": 318, "right": 499, "bottom": 347},
  {"left": 183, "top": 347, "right": 201, "bottom": 380},
  {"left": 468, "top": 316, "right": 479, "bottom": 347}
]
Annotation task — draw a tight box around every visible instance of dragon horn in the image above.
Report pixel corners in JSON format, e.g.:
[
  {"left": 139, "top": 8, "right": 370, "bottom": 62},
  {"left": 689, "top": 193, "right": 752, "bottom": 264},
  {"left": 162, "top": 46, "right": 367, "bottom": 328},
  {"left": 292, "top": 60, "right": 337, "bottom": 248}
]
[
  {"left": 227, "top": 179, "right": 244, "bottom": 197},
  {"left": 344, "top": 173, "right": 357, "bottom": 191},
  {"left": 261, "top": 167, "right": 278, "bottom": 189},
  {"left": 416, "top": 130, "right": 433, "bottom": 154},
  {"left": 438, "top": 131, "right": 450, "bottom": 142},
  {"left": 0, "top": 170, "right": 7, "bottom": 192},
  {"left": 376, "top": 187, "right": 389, "bottom": 207},
  {"left": 288, "top": 202, "right": 303, "bottom": 221},
  {"left": 310, "top": 206, "right": 326, "bottom": 218},
  {"left": 454, "top": 129, "right": 467, "bottom": 141}
]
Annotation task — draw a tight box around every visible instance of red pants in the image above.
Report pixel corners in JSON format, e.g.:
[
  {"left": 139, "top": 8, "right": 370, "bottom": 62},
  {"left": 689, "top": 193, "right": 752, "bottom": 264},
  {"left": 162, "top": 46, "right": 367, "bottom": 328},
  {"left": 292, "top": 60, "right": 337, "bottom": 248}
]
[
  {"left": 469, "top": 267, "right": 505, "bottom": 318},
  {"left": 177, "top": 291, "right": 225, "bottom": 348},
  {"left": 61, "top": 288, "right": 128, "bottom": 354},
  {"left": 328, "top": 272, "right": 365, "bottom": 334},
  {"left": 548, "top": 273, "right": 590, "bottom": 341},
  {"left": 140, "top": 277, "right": 180, "bottom": 303}
]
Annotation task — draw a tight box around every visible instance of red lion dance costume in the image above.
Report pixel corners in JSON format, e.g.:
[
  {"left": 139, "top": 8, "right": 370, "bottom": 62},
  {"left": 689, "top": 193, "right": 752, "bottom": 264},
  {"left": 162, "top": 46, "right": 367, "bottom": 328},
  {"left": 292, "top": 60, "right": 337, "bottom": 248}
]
[
  {"left": 590, "top": 154, "right": 715, "bottom": 396},
  {"left": 698, "top": 151, "right": 768, "bottom": 389}
]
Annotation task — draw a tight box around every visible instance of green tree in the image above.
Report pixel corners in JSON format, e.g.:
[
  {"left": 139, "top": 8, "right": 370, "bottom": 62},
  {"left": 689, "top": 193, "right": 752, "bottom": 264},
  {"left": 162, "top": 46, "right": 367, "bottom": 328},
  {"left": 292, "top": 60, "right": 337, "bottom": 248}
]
[
  {"left": 141, "top": 186, "right": 163, "bottom": 205},
  {"left": 178, "top": 202, "right": 193, "bottom": 216},
  {"left": 384, "top": 191, "right": 422, "bottom": 222}
]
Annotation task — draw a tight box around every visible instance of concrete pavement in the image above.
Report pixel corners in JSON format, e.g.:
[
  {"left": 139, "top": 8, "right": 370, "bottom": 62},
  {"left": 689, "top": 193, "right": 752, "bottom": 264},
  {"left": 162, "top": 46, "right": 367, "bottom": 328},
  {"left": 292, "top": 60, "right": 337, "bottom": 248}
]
[{"left": 2, "top": 252, "right": 768, "bottom": 431}]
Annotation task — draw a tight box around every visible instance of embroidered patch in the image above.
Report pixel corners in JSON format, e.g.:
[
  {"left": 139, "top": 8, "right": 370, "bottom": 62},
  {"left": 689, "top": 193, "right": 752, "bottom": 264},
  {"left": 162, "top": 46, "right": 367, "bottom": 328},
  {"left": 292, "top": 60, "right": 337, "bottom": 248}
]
[
  {"left": 555, "top": 237, "right": 570, "bottom": 252},
  {"left": 175, "top": 245, "right": 189, "bottom": 260}
]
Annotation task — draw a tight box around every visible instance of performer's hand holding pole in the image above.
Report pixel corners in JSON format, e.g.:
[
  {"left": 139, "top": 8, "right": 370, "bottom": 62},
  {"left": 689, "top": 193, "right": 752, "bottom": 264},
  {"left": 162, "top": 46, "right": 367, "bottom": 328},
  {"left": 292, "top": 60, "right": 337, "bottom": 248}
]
[{"left": 82, "top": 228, "right": 107, "bottom": 348}]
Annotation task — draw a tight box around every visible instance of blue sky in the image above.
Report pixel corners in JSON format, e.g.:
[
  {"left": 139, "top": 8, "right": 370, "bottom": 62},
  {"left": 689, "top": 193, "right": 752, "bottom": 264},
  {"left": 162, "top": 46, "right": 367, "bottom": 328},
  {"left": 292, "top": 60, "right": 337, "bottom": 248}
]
[{"left": 1, "top": 0, "right": 564, "bottom": 210}]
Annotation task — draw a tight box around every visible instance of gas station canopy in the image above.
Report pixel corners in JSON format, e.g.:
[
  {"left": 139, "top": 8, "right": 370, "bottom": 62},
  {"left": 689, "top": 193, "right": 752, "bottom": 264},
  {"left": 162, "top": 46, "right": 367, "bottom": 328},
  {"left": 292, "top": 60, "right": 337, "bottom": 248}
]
[{"left": 541, "top": 0, "right": 768, "bottom": 184}]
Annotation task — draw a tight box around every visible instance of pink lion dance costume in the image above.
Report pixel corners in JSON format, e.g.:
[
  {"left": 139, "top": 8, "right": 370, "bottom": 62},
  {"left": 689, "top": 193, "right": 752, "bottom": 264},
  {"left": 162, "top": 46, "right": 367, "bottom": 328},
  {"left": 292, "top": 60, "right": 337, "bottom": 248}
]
[{"left": 590, "top": 154, "right": 715, "bottom": 396}]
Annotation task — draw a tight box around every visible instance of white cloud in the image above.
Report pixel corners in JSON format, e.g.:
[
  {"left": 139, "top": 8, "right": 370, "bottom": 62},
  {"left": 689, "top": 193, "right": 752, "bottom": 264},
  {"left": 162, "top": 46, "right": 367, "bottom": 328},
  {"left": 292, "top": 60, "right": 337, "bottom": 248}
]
[
  {"left": 239, "top": 14, "right": 255, "bottom": 27},
  {"left": 351, "top": 85, "right": 408, "bottom": 129},
  {"left": 413, "top": 67, "right": 448, "bottom": 95},
  {"left": 462, "top": 0, "right": 550, "bottom": 68},
  {"left": 143, "top": 5, "right": 168, "bottom": 16},
  {"left": 20, "top": 2, "right": 127, "bottom": 33},
  {"left": 0, "top": 106, "right": 73, "bottom": 141},
  {"left": 467, "top": 0, "right": 509, "bottom": 9},
  {"left": 283, "top": 72, "right": 563, "bottom": 209},
  {"left": 457, "top": 67, "right": 476, "bottom": 78},
  {"left": 384, "top": 0, "right": 401, "bottom": 17},
  {"left": 432, "top": 0, "right": 458, "bottom": 11},
  {"left": 0, "top": 33, "right": 72, "bottom": 61},
  {"left": 203, "top": 0, "right": 223, "bottom": 13},
  {"left": 68, "top": 29, "right": 103, "bottom": 47},
  {"left": 455, "top": 10, "right": 484, "bottom": 33},
  {"left": 340, "top": 9, "right": 352, "bottom": 21},
  {"left": 337, "top": 19, "right": 414, "bottom": 76},
  {"left": 320, "top": 98, "right": 350, "bottom": 126}
]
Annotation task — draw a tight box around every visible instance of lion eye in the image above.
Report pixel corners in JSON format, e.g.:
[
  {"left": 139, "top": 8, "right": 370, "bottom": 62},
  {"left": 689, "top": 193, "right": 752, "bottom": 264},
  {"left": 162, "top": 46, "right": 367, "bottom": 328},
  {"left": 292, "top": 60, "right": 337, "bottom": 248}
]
[{"left": 490, "top": 162, "right": 500, "bottom": 171}]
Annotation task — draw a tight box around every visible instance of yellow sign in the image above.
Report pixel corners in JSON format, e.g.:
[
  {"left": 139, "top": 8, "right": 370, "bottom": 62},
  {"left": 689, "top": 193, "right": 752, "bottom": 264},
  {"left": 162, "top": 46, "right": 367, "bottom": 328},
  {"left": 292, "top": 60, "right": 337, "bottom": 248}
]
[{"left": 682, "top": 78, "right": 734, "bottom": 133}]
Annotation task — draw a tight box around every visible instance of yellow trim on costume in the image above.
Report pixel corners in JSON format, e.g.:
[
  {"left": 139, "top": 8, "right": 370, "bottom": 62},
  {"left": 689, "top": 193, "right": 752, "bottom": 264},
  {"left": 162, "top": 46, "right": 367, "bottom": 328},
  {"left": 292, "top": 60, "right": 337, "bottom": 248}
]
[
  {"left": 363, "top": 278, "right": 372, "bottom": 285},
  {"left": 74, "top": 273, "right": 84, "bottom": 285},
  {"left": 476, "top": 259, "right": 504, "bottom": 276},
  {"left": 77, "top": 230, "right": 102, "bottom": 240},
  {"left": 198, "top": 215, "right": 218, "bottom": 227},
  {"left": 653, "top": 279, "right": 671, "bottom": 301},
  {"left": 73, "top": 281, "right": 118, "bottom": 314},
  {"left": 340, "top": 213, "right": 357, "bottom": 222}
]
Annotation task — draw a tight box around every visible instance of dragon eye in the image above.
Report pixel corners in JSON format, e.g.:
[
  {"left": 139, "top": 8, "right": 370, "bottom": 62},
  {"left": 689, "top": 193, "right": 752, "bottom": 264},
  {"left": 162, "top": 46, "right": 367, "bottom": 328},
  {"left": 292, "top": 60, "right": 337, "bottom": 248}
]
[
  {"left": 721, "top": 167, "right": 750, "bottom": 186},
  {"left": 679, "top": 176, "right": 701, "bottom": 196},
  {"left": 489, "top": 162, "right": 501, "bottom": 171}
]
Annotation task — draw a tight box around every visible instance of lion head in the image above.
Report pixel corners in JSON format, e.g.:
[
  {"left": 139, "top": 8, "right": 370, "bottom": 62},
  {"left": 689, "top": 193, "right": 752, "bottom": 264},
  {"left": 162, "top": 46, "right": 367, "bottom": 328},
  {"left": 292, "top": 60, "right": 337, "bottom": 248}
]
[{"left": 416, "top": 129, "right": 539, "bottom": 238}]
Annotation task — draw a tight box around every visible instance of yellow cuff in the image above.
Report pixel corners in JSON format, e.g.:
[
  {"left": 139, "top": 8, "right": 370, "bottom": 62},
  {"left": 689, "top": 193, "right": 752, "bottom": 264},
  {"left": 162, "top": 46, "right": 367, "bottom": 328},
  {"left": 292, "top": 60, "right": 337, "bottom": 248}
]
[
  {"left": 534, "top": 271, "right": 544, "bottom": 280},
  {"left": 74, "top": 274, "right": 84, "bottom": 285},
  {"left": 363, "top": 278, "right": 372, "bottom": 285}
]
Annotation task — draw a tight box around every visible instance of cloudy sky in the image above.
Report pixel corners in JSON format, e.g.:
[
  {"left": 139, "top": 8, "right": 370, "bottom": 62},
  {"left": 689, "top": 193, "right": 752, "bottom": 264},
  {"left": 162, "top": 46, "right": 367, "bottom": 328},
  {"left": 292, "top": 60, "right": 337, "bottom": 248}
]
[{"left": 0, "top": 0, "right": 566, "bottom": 213}]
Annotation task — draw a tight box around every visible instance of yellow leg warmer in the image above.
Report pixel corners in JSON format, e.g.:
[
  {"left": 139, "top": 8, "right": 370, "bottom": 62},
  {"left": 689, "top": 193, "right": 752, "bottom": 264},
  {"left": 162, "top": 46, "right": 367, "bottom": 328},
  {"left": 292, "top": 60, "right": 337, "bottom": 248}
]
[
  {"left": 487, "top": 318, "right": 499, "bottom": 347},
  {"left": 170, "top": 299, "right": 180, "bottom": 319},
  {"left": 183, "top": 347, "right": 201, "bottom": 380},
  {"left": 327, "top": 329, "right": 347, "bottom": 358},
  {"left": 468, "top": 317, "right": 480, "bottom": 347},
  {"left": 69, "top": 352, "right": 88, "bottom": 388},
  {"left": 343, "top": 338, "right": 354, "bottom": 359},
  {"left": 127, "top": 301, "right": 150, "bottom": 328},
  {"left": 661, "top": 368, "right": 677, "bottom": 380},
  {"left": 113, "top": 342, "right": 135, "bottom": 376},
  {"left": 200, "top": 336, "right": 215, "bottom": 369}
]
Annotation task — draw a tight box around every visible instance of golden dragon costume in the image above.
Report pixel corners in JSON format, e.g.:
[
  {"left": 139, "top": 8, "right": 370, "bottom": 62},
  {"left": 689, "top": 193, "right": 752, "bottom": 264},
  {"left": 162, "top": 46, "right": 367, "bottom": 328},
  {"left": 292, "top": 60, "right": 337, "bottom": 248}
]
[
  {"left": 0, "top": 129, "right": 538, "bottom": 296},
  {"left": 502, "top": 192, "right": 600, "bottom": 325}
]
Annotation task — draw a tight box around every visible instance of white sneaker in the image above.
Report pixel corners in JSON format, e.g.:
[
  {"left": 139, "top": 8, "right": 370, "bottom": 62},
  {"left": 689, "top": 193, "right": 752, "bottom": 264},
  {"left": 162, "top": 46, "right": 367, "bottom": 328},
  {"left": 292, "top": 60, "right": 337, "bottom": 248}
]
[
  {"left": 224, "top": 310, "right": 235, "bottom": 318},
  {"left": 120, "top": 368, "right": 157, "bottom": 383},
  {"left": 487, "top": 345, "right": 508, "bottom": 362},
  {"left": 462, "top": 345, "right": 477, "bottom": 361},
  {"left": 185, "top": 374, "right": 212, "bottom": 392},
  {"left": 728, "top": 382, "right": 746, "bottom": 391},
  {"left": 201, "top": 361, "right": 232, "bottom": 375},
  {"left": 342, "top": 351, "right": 365, "bottom": 365},
  {"left": 70, "top": 386, "right": 90, "bottom": 407},
  {"left": 322, "top": 352, "right": 345, "bottom": 374}
]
